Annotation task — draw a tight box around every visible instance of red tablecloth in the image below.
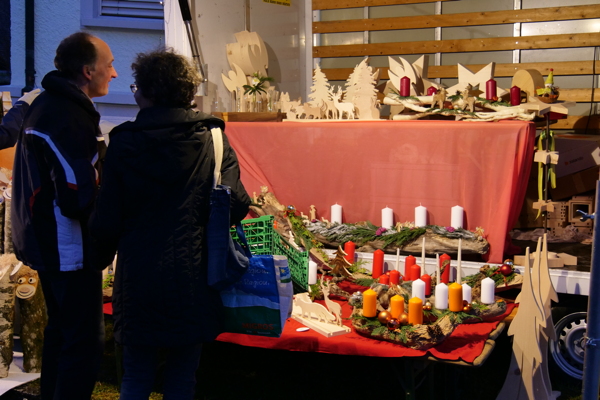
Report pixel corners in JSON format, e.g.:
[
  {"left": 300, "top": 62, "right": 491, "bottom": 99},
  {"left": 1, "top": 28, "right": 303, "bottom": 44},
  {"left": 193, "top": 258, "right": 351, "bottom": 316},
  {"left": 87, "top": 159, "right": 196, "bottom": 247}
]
[
  {"left": 225, "top": 120, "right": 536, "bottom": 263},
  {"left": 103, "top": 301, "right": 514, "bottom": 363},
  {"left": 216, "top": 301, "right": 515, "bottom": 364}
]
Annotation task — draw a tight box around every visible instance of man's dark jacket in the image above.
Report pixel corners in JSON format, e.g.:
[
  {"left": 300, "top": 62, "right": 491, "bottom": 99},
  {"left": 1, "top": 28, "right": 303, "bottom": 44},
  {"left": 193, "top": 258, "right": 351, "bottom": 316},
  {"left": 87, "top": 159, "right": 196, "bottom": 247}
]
[
  {"left": 11, "top": 71, "right": 108, "bottom": 271},
  {"left": 89, "top": 107, "right": 251, "bottom": 346}
]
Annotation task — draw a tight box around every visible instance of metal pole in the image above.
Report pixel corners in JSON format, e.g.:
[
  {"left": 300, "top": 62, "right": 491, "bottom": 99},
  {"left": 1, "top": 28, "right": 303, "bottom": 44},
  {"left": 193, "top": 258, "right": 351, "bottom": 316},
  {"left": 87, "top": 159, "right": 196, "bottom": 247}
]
[
  {"left": 177, "top": 0, "right": 208, "bottom": 96},
  {"left": 22, "top": 0, "right": 35, "bottom": 94},
  {"left": 582, "top": 180, "right": 600, "bottom": 399}
]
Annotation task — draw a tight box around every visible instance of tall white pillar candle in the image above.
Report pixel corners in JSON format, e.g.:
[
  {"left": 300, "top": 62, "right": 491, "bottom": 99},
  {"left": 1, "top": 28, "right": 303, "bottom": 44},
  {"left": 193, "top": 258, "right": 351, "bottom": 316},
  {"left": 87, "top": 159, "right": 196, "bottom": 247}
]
[
  {"left": 456, "top": 238, "right": 462, "bottom": 284},
  {"left": 382, "top": 206, "right": 394, "bottom": 229},
  {"left": 462, "top": 283, "right": 472, "bottom": 303},
  {"left": 480, "top": 277, "right": 495, "bottom": 304},
  {"left": 435, "top": 283, "right": 448, "bottom": 310},
  {"left": 451, "top": 205, "right": 464, "bottom": 229},
  {"left": 415, "top": 204, "right": 427, "bottom": 227},
  {"left": 412, "top": 278, "right": 426, "bottom": 303},
  {"left": 308, "top": 260, "right": 318, "bottom": 285},
  {"left": 331, "top": 203, "right": 342, "bottom": 224}
]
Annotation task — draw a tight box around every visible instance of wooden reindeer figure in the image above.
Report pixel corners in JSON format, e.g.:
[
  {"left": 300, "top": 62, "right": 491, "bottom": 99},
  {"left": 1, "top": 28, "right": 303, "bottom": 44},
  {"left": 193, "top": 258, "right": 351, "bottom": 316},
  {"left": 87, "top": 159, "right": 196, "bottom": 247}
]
[
  {"left": 457, "top": 84, "right": 476, "bottom": 112},
  {"left": 331, "top": 88, "right": 355, "bottom": 120},
  {"left": 432, "top": 87, "right": 447, "bottom": 109},
  {"left": 320, "top": 279, "right": 343, "bottom": 326}
]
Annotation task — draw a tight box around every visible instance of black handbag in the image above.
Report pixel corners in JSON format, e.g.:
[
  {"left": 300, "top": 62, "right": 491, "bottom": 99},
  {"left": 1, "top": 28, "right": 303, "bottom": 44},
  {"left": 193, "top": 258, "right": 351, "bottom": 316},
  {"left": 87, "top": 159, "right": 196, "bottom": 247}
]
[{"left": 206, "top": 127, "right": 249, "bottom": 290}]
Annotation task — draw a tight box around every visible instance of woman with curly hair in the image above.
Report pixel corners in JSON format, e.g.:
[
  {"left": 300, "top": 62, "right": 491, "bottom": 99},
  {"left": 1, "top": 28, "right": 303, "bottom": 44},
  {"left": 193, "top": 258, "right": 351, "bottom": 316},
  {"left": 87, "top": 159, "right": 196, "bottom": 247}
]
[{"left": 90, "top": 49, "right": 250, "bottom": 399}]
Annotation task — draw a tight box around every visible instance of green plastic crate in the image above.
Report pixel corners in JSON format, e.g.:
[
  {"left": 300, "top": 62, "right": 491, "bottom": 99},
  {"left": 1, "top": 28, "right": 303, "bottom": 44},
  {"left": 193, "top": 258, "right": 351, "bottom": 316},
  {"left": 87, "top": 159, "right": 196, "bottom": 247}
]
[{"left": 232, "top": 215, "right": 309, "bottom": 292}]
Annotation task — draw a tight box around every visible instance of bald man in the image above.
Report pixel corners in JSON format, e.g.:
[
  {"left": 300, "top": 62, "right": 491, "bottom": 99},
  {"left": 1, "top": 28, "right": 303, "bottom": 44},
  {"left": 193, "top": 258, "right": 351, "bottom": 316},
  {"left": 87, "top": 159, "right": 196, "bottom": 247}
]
[{"left": 11, "top": 31, "right": 117, "bottom": 400}]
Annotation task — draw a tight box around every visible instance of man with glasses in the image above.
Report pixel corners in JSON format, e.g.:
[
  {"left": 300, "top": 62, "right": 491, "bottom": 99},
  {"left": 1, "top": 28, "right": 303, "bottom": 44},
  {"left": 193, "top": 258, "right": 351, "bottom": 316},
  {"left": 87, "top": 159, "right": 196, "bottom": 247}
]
[{"left": 11, "top": 31, "right": 117, "bottom": 399}]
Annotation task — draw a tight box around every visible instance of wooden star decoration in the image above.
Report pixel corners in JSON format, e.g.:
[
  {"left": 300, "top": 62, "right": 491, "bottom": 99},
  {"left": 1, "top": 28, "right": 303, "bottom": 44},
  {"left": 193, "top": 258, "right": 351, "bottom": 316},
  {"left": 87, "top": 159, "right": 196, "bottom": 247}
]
[
  {"left": 519, "top": 97, "right": 575, "bottom": 119},
  {"left": 446, "top": 62, "right": 507, "bottom": 99}
]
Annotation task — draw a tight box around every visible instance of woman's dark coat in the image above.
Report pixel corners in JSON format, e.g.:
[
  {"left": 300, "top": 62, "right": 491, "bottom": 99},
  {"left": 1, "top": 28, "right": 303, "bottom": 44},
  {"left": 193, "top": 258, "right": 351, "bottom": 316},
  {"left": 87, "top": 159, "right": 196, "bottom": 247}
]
[{"left": 90, "top": 107, "right": 250, "bottom": 347}]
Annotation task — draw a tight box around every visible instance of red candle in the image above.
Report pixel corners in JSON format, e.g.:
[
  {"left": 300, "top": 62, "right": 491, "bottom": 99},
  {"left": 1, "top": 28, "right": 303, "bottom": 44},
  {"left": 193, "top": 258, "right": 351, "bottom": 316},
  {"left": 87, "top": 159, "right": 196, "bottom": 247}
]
[
  {"left": 439, "top": 253, "right": 451, "bottom": 284},
  {"left": 400, "top": 76, "right": 410, "bottom": 97},
  {"left": 510, "top": 86, "right": 521, "bottom": 106},
  {"left": 372, "top": 249, "right": 384, "bottom": 279},
  {"left": 404, "top": 255, "right": 416, "bottom": 277},
  {"left": 379, "top": 274, "right": 390, "bottom": 284},
  {"left": 427, "top": 86, "right": 438, "bottom": 95},
  {"left": 389, "top": 270, "right": 400, "bottom": 285},
  {"left": 409, "top": 264, "right": 421, "bottom": 281},
  {"left": 486, "top": 79, "right": 497, "bottom": 100},
  {"left": 421, "top": 274, "right": 431, "bottom": 296},
  {"left": 344, "top": 241, "right": 356, "bottom": 264}
]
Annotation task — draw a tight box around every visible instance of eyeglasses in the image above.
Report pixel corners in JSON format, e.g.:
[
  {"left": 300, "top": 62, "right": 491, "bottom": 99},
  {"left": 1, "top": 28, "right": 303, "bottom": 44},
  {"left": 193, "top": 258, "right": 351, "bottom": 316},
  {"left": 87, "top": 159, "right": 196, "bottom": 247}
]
[{"left": 130, "top": 84, "right": 138, "bottom": 94}]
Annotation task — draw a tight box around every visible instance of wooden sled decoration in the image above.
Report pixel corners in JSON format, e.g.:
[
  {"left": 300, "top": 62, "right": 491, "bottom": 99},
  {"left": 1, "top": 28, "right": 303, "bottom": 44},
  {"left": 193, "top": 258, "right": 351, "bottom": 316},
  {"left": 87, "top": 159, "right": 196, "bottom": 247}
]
[{"left": 291, "top": 292, "right": 351, "bottom": 338}]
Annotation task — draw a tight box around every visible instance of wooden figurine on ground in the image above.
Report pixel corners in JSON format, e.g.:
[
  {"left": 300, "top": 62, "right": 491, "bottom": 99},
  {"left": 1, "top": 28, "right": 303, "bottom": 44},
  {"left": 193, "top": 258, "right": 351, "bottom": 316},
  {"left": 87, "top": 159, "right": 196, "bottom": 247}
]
[{"left": 319, "top": 279, "right": 343, "bottom": 326}]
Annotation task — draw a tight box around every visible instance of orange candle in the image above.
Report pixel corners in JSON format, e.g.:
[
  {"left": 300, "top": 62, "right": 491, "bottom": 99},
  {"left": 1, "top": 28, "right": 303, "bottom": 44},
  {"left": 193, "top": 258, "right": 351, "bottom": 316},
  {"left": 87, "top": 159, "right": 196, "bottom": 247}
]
[
  {"left": 379, "top": 274, "right": 390, "bottom": 285},
  {"left": 404, "top": 255, "right": 416, "bottom": 277},
  {"left": 408, "top": 297, "right": 423, "bottom": 325},
  {"left": 439, "top": 253, "right": 451, "bottom": 284},
  {"left": 362, "top": 289, "right": 377, "bottom": 317},
  {"left": 372, "top": 249, "right": 384, "bottom": 279},
  {"left": 448, "top": 282, "right": 463, "bottom": 312},
  {"left": 390, "top": 295, "right": 404, "bottom": 319},
  {"left": 421, "top": 274, "right": 431, "bottom": 296},
  {"left": 344, "top": 241, "right": 355, "bottom": 263},
  {"left": 389, "top": 270, "right": 400, "bottom": 285},
  {"left": 409, "top": 264, "right": 421, "bottom": 281}
]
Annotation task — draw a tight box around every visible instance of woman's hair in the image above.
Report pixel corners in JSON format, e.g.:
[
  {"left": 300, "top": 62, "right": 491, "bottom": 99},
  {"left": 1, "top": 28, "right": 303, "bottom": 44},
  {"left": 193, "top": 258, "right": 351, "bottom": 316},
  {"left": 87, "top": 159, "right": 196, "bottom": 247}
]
[
  {"left": 132, "top": 49, "right": 200, "bottom": 108},
  {"left": 54, "top": 32, "right": 97, "bottom": 80}
]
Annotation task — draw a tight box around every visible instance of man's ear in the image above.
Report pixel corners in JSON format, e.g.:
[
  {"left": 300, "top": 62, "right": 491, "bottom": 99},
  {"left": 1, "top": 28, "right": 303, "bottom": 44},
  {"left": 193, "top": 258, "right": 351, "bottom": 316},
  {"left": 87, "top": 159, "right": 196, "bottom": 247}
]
[{"left": 82, "top": 64, "right": 93, "bottom": 80}]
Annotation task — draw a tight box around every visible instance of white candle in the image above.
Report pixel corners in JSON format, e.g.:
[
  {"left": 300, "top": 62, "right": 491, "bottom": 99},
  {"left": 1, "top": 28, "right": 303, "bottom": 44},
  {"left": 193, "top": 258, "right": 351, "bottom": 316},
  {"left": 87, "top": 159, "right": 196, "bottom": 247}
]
[
  {"left": 436, "top": 253, "right": 440, "bottom": 283},
  {"left": 415, "top": 204, "right": 427, "bottom": 227},
  {"left": 412, "top": 278, "right": 426, "bottom": 303},
  {"left": 395, "top": 248, "right": 400, "bottom": 271},
  {"left": 308, "top": 260, "right": 318, "bottom": 285},
  {"left": 421, "top": 236, "right": 426, "bottom": 274},
  {"left": 382, "top": 206, "right": 394, "bottom": 229},
  {"left": 462, "top": 283, "right": 472, "bottom": 303},
  {"left": 435, "top": 283, "right": 448, "bottom": 310},
  {"left": 480, "top": 277, "right": 495, "bottom": 304},
  {"left": 451, "top": 205, "right": 464, "bottom": 229},
  {"left": 331, "top": 203, "right": 342, "bottom": 224},
  {"left": 457, "top": 238, "right": 462, "bottom": 284}
]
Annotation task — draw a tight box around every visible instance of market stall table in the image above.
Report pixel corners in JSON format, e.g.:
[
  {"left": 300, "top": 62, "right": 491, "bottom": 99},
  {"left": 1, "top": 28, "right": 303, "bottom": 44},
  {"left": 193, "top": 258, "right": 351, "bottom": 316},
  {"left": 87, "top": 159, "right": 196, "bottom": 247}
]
[
  {"left": 225, "top": 120, "right": 536, "bottom": 263},
  {"left": 215, "top": 300, "right": 515, "bottom": 400}
]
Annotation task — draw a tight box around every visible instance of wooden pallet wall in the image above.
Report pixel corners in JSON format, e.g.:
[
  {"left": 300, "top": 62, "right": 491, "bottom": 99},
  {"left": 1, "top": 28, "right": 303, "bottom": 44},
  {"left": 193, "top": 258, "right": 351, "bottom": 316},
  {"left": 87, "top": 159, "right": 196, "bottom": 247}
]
[{"left": 312, "top": 1, "right": 600, "bottom": 131}]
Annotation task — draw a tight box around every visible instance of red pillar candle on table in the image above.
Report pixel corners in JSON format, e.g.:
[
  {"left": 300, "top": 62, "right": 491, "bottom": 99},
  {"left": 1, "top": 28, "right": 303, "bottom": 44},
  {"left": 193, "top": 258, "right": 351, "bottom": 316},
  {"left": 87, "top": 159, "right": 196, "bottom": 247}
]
[
  {"left": 344, "top": 241, "right": 355, "bottom": 264},
  {"left": 372, "top": 249, "right": 384, "bottom": 279},
  {"left": 439, "top": 253, "right": 451, "bottom": 284},
  {"left": 486, "top": 78, "right": 497, "bottom": 100},
  {"left": 421, "top": 274, "right": 431, "bottom": 296},
  {"left": 362, "top": 289, "right": 377, "bottom": 317},
  {"left": 390, "top": 295, "right": 404, "bottom": 319},
  {"left": 379, "top": 274, "right": 390, "bottom": 285},
  {"left": 427, "top": 86, "right": 438, "bottom": 95},
  {"left": 400, "top": 76, "right": 410, "bottom": 97},
  {"left": 389, "top": 270, "right": 400, "bottom": 285},
  {"left": 448, "top": 282, "right": 463, "bottom": 312},
  {"left": 408, "top": 297, "right": 423, "bottom": 325},
  {"left": 404, "top": 255, "right": 416, "bottom": 277},
  {"left": 409, "top": 263, "right": 421, "bottom": 282},
  {"left": 510, "top": 86, "right": 521, "bottom": 106}
]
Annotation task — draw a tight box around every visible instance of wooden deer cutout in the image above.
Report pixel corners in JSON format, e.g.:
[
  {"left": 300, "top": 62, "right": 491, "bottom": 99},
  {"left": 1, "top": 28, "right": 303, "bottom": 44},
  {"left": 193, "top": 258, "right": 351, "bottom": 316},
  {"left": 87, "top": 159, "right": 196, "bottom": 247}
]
[
  {"left": 320, "top": 279, "right": 343, "bottom": 326},
  {"left": 331, "top": 88, "right": 355, "bottom": 120}
]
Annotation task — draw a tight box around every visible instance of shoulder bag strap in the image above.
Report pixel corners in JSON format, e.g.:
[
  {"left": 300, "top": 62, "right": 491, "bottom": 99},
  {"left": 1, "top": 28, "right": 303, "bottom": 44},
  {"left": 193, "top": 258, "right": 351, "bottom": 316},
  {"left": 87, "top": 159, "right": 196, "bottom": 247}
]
[{"left": 211, "top": 127, "right": 224, "bottom": 188}]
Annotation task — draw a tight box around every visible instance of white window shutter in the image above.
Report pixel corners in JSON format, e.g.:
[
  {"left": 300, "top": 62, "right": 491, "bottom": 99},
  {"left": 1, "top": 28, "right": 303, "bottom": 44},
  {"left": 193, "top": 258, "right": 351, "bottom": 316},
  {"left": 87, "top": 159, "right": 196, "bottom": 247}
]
[{"left": 101, "top": 0, "right": 164, "bottom": 19}]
